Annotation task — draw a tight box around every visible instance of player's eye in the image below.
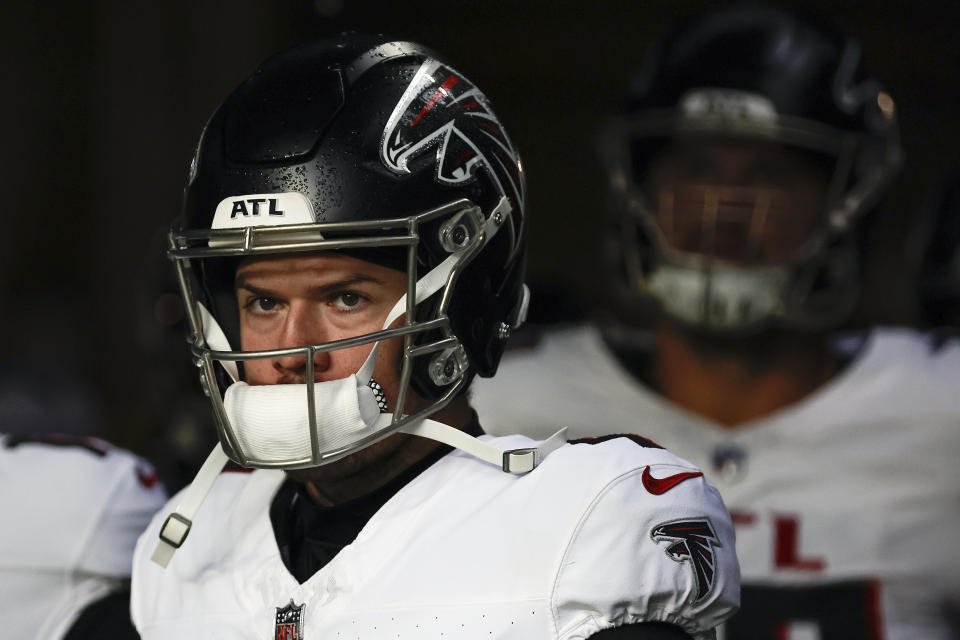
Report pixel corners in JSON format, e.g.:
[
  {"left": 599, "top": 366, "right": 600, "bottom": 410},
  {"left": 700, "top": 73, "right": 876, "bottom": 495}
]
[
  {"left": 331, "top": 291, "right": 367, "bottom": 311},
  {"left": 244, "top": 296, "right": 280, "bottom": 314}
]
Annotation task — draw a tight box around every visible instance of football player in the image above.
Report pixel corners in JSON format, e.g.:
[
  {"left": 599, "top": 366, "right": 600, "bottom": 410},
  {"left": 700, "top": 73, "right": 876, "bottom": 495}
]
[
  {"left": 0, "top": 433, "right": 167, "bottom": 639},
  {"left": 130, "top": 35, "right": 739, "bottom": 639},
  {"left": 472, "top": 6, "right": 960, "bottom": 639}
]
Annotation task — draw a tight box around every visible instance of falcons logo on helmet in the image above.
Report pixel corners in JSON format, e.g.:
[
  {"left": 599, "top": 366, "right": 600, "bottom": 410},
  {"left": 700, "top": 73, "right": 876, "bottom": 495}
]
[
  {"left": 651, "top": 518, "right": 720, "bottom": 602},
  {"left": 380, "top": 59, "right": 523, "bottom": 231}
]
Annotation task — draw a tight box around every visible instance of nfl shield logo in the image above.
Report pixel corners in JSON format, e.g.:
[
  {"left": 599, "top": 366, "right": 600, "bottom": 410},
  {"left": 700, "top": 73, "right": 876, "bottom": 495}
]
[{"left": 275, "top": 600, "right": 305, "bottom": 640}]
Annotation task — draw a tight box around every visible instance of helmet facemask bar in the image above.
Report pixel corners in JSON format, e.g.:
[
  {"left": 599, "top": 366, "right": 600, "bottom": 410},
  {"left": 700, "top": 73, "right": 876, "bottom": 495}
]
[
  {"left": 169, "top": 197, "right": 506, "bottom": 469},
  {"left": 612, "top": 105, "right": 900, "bottom": 227},
  {"left": 603, "top": 107, "right": 899, "bottom": 332}
]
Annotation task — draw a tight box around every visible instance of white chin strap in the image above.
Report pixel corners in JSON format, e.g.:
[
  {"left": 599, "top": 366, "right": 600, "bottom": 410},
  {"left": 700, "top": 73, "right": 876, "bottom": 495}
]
[{"left": 152, "top": 199, "right": 566, "bottom": 567}]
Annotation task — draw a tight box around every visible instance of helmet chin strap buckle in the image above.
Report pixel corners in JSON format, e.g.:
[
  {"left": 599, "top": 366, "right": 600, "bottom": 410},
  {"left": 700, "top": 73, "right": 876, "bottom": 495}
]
[
  {"left": 158, "top": 512, "right": 192, "bottom": 549},
  {"left": 400, "top": 419, "right": 568, "bottom": 475},
  {"left": 501, "top": 423, "right": 567, "bottom": 473},
  {"left": 151, "top": 443, "right": 231, "bottom": 568},
  {"left": 502, "top": 447, "right": 536, "bottom": 474}
]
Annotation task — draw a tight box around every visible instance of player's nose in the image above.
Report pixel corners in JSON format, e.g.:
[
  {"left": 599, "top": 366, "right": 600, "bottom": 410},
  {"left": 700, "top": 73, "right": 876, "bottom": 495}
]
[{"left": 272, "top": 305, "right": 332, "bottom": 378}]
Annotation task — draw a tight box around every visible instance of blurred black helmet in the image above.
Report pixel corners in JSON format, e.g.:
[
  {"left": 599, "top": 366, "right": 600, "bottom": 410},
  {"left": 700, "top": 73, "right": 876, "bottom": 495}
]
[
  {"left": 602, "top": 5, "right": 901, "bottom": 334},
  {"left": 169, "top": 34, "right": 528, "bottom": 468}
]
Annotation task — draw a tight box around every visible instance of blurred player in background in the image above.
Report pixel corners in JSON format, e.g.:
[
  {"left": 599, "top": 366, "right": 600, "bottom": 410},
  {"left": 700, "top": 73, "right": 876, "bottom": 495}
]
[
  {"left": 0, "top": 431, "right": 167, "bottom": 638},
  {"left": 131, "top": 35, "right": 738, "bottom": 639},
  {"left": 473, "top": 5, "right": 960, "bottom": 638}
]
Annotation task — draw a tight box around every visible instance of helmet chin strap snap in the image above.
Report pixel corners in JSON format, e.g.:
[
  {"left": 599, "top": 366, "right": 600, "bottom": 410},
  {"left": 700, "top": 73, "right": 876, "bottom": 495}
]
[
  {"left": 152, "top": 197, "right": 566, "bottom": 568},
  {"left": 151, "top": 442, "right": 231, "bottom": 568}
]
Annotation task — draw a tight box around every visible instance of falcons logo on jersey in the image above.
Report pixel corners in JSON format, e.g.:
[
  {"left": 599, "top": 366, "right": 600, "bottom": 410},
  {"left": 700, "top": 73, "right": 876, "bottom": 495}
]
[
  {"left": 380, "top": 59, "right": 523, "bottom": 231},
  {"left": 651, "top": 518, "right": 720, "bottom": 602}
]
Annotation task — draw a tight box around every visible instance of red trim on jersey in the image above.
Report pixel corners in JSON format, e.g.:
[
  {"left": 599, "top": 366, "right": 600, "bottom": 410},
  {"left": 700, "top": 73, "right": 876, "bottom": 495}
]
[
  {"left": 567, "top": 433, "right": 664, "bottom": 449},
  {"left": 136, "top": 467, "right": 159, "bottom": 488},
  {"left": 410, "top": 75, "right": 459, "bottom": 127},
  {"left": 866, "top": 580, "right": 885, "bottom": 640}
]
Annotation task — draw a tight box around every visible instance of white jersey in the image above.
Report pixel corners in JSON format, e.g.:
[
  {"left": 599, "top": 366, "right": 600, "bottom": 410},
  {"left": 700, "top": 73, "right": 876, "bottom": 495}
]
[
  {"left": 0, "top": 434, "right": 168, "bottom": 639},
  {"left": 472, "top": 326, "right": 960, "bottom": 639},
  {"left": 132, "top": 434, "right": 739, "bottom": 640}
]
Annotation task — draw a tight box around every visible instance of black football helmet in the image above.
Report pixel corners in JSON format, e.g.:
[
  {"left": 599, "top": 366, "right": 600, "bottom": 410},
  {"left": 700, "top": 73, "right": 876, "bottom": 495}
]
[
  {"left": 168, "top": 35, "right": 528, "bottom": 469},
  {"left": 602, "top": 5, "right": 901, "bottom": 334}
]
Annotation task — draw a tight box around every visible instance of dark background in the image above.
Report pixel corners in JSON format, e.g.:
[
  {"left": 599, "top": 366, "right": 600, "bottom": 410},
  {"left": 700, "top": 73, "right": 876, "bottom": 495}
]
[{"left": 2, "top": 0, "right": 958, "bottom": 465}]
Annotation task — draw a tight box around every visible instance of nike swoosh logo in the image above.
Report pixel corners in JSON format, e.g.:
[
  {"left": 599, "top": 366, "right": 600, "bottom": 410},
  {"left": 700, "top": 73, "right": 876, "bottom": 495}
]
[{"left": 642, "top": 466, "right": 703, "bottom": 495}]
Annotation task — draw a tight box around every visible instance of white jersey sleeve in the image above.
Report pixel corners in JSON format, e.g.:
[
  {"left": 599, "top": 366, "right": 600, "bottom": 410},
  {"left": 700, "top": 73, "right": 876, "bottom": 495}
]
[
  {"left": 552, "top": 437, "right": 738, "bottom": 639},
  {"left": 0, "top": 434, "right": 168, "bottom": 639}
]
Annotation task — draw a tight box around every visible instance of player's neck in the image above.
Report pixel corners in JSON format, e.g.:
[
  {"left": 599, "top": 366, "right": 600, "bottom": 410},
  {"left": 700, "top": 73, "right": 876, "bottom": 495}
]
[
  {"left": 652, "top": 322, "right": 840, "bottom": 429},
  {"left": 294, "top": 396, "right": 475, "bottom": 507}
]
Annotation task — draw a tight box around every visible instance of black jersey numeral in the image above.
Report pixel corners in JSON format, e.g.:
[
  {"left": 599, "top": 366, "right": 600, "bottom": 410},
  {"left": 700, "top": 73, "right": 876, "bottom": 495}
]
[{"left": 726, "top": 580, "right": 883, "bottom": 640}]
